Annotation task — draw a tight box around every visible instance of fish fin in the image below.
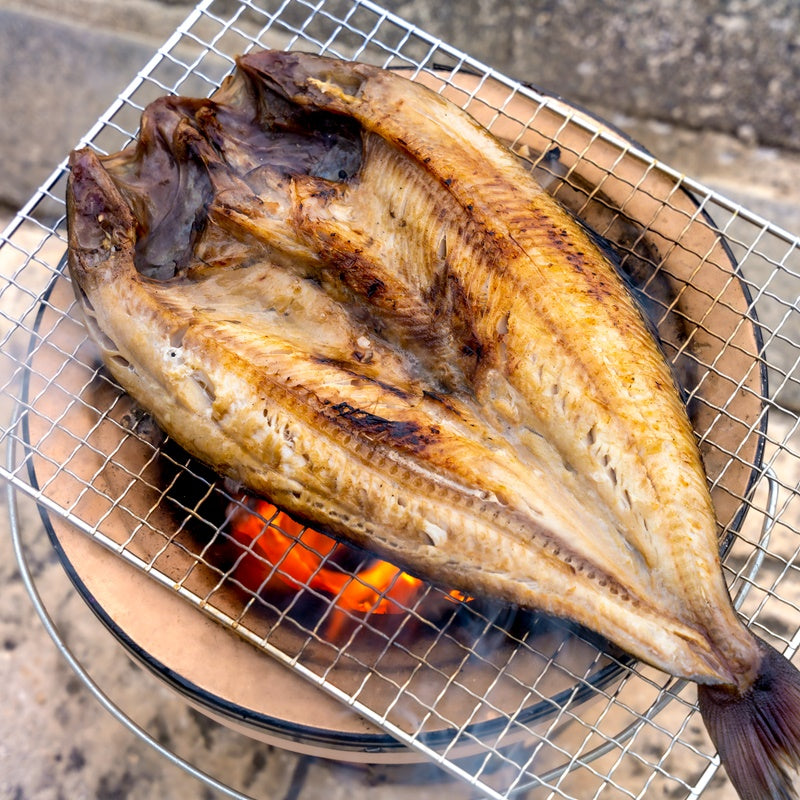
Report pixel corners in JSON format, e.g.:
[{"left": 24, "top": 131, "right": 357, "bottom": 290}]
[{"left": 697, "top": 638, "right": 800, "bottom": 800}]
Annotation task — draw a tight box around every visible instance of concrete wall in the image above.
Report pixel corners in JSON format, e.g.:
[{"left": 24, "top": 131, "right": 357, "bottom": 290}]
[{"left": 384, "top": 0, "right": 800, "bottom": 150}]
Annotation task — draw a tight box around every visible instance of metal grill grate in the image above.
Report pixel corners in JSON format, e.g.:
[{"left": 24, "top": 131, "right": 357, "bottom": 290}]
[{"left": 2, "top": 1, "right": 800, "bottom": 798}]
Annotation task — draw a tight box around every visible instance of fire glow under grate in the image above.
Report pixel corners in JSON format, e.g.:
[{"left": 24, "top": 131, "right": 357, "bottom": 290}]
[{"left": 2, "top": 1, "right": 800, "bottom": 798}]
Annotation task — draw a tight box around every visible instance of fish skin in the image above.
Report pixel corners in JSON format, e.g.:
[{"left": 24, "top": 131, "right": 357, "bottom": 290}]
[
  {"left": 67, "top": 51, "right": 800, "bottom": 798},
  {"left": 67, "top": 50, "right": 756, "bottom": 685}
]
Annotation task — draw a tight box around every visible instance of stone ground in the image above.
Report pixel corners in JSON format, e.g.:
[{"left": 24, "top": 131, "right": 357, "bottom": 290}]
[{"left": 2, "top": 1, "right": 800, "bottom": 798}]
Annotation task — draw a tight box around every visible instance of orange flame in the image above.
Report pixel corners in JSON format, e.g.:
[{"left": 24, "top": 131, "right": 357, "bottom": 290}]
[{"left": 227, "top": 498, "right": 429, "bottom": 619}]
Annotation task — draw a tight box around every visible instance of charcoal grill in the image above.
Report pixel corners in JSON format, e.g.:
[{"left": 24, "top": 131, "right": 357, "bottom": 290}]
[{"left": 2, "top": 1, "right": 800, "bottom": 798}]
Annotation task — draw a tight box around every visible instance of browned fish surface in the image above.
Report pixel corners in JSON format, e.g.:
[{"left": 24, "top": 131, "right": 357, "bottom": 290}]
[{"left": 67, "top": 51, "right": 800, "bottom": 799}]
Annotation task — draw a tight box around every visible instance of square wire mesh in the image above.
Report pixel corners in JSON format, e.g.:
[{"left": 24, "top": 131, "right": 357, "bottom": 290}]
[{"left": 2, "top": 1, "right": 800, "bottom": 798}]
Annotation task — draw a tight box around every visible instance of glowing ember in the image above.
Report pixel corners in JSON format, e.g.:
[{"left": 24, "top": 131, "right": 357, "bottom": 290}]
[{"left": 226, "top": 497, "right": 429, "bottom": 617}]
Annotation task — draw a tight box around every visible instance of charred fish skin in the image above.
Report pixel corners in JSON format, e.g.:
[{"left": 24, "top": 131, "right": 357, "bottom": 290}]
[{"left": 66, "top": 51, "right": 800, "bottom": 799}]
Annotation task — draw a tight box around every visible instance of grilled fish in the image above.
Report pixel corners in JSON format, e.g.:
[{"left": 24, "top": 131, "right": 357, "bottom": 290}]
[{"left": 67, "top": 50, "right": 800, "bottom": 799}]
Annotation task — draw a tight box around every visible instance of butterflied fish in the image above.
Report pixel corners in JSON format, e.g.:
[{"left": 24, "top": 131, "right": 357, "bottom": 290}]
[{"left": 66, "top": 50, "right": 800, "bottom": 799}]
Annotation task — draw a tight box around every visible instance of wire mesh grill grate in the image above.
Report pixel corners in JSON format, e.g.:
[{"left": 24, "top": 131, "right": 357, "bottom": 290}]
[{"left": 2, "top": 1, "right": 800, "bottom": 798}]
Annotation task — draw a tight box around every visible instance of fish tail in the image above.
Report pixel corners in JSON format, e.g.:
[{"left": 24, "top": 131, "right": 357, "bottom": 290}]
[{"left": 697, "top": 638, "right": 800, "bottom": 800}]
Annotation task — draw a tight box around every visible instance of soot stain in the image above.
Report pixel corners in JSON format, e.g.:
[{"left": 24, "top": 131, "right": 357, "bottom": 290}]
[
  {"left": 96, "top": 769, "right": 138, "bottom": 800},
  {"left": 242, "top": 748, "right": 269, "bottom": 789},
  {"left": 66, "top": 747, "right": 87, "bottom": 773}
]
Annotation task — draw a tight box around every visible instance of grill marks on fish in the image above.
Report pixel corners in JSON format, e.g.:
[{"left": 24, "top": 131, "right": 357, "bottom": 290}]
[
  {"left": 67, "top": 51, "right": 800, "bottom": 800},
  {"left": 327, "top": 402, "right": 430, "bottom": 450}
]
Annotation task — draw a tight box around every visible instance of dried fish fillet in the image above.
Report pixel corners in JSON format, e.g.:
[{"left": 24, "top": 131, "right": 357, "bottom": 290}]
[{"left": 67, "top": 50, "right": 800, "bottom": 799}]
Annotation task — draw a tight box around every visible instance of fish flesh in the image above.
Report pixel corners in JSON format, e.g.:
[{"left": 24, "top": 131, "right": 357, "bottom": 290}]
[{"left": 66, "top": 50, "right": 800, "bottom": 799}]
